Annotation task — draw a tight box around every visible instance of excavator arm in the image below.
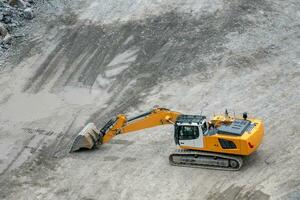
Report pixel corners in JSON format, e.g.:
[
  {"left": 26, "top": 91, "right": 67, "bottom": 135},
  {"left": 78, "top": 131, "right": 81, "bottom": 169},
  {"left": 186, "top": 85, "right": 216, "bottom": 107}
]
[{"left": 70, "top": 107, "right": 181, "bottom": 152}]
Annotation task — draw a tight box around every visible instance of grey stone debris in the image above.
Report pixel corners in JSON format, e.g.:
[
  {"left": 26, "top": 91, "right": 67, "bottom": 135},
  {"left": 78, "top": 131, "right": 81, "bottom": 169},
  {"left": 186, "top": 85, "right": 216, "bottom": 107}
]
[
  {"left": 2, "top": 33, "right": 12, "bottom": 44},
  {"left": 3, "top": 16, "right": 12, "bottom": 24},
  {"left": 19, "top": 0, "right": 29, "bottom": 8},
  {"left": 8, "top": 0, "right": 16, "bottom": 6},
  {"left": 0, "top": 22, "right": 8, "bottom": 37},
  {"left": 23, "top": 7, "right": 34, "bottom": 19},
  {"left": 0, "top": 0, "right": 36, "bottom": 52},
  {"left": 7, "top": 0, "right": 31, "bottom": 10},
  {"left": 3, "top": 7, "right": 13, "bottom": 16}
]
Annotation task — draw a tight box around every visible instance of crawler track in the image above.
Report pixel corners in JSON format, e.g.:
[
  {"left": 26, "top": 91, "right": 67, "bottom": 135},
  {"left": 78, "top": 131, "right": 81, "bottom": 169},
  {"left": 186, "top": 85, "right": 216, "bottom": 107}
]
[{"left": 169, "top": 149, "right": 243, "bottom": 171}]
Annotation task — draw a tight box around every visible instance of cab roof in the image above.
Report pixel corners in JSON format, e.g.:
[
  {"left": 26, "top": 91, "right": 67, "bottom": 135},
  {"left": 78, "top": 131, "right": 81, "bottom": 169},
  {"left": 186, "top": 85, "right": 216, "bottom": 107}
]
[{"left": 176, "top": 114, "right": 206, "bottom": 125}]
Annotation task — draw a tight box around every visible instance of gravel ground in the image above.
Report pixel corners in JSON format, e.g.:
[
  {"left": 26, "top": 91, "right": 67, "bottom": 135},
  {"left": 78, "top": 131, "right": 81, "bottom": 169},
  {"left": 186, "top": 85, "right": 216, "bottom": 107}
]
[{"left": 0, "top": 0, "right": 299, "bottom": 199}]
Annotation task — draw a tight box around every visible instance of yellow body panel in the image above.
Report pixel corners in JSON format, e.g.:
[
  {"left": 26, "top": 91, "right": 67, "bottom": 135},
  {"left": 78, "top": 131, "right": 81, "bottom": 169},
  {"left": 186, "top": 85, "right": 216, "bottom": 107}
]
[{"left": 181, "top": 116, "right": 264, "bottom": 156}]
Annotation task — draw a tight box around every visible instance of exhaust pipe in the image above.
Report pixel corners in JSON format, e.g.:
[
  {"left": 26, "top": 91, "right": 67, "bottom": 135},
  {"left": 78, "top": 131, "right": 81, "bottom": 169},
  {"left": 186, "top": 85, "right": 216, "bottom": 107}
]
[{"left": 70, "top": 123, "right": 103, "bottom": 152}]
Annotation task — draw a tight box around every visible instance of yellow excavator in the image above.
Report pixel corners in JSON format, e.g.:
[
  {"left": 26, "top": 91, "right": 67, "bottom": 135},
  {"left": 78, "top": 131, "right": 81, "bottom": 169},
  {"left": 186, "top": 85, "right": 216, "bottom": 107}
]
[{"left": 70, "top": 107, "right": 264, "bottom": 170}]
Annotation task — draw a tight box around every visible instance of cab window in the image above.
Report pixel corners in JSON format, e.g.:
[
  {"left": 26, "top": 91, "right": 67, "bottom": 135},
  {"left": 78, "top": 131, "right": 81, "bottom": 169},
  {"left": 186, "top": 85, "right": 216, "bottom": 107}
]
[
  {"left": 178, "top": 126, "right": 199, "bottom": 140},
  {"left": 201, "top": 122, "right": 208, "bottom": 134}
]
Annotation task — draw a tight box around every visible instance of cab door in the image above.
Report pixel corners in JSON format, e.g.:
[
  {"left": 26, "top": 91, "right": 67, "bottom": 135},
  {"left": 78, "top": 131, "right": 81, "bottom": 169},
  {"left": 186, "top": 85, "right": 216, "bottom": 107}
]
[
  {"left": 177, "top": 125, "right": 203, "bottom": 148},
  {"left": 194, "top": 126, "right": 203, "bottom": 148}
]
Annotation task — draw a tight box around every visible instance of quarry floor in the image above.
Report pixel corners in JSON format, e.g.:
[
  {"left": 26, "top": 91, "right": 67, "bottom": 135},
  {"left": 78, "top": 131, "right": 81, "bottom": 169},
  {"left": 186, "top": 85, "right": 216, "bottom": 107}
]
[{"left": 0, "top": 0, "right": 299, "bottom": 199}]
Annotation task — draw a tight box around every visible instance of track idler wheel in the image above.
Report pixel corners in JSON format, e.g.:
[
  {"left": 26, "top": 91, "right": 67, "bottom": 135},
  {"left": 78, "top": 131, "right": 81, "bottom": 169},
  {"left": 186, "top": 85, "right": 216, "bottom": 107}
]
[{"left": 229, "top": 159, "right": 239, "bottom": 169}]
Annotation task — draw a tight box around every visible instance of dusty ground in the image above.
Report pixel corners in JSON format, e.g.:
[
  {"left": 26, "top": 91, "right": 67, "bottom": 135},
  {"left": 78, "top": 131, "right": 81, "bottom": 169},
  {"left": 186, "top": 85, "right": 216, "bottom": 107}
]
[{"left": 0, "top": 0, "right": 299, "bottom": 199}]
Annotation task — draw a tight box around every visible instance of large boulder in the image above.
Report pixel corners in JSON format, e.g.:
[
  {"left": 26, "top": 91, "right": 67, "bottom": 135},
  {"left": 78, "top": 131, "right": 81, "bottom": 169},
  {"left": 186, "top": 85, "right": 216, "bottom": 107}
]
[{"left": 23, "top": 7, "right": 34, "bottom": 19}]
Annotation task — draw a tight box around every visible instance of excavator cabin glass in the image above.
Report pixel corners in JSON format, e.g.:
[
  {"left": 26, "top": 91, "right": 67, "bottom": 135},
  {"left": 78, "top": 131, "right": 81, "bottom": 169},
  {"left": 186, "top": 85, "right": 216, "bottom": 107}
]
[{"left": 178, "top": 126, "right": 199, "bottom": 140}]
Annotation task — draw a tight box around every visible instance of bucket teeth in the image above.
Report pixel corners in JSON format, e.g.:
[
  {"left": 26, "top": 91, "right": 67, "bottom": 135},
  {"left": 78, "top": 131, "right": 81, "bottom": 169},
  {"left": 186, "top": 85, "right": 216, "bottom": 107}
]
[{"left": 70, "top": 123, "right": 102, "bottom": 152}]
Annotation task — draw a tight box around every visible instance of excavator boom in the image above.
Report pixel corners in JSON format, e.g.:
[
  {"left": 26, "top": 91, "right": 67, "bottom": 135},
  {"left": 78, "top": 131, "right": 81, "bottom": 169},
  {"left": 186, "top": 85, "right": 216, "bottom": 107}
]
[{"left": 70, "top": 108, "right": 180, "bottom": 152}]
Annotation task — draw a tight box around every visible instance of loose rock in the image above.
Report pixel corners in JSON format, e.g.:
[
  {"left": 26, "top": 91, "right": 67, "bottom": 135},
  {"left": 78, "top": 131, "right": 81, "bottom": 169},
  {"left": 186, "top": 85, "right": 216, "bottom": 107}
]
[
  {"left": 0, "top": 0, "right": 38, "bottom": 52},
  {"left": 8, "top": 0, "right": 17, "bottom": 6},
  {"left": 2, "top": 33, "right": 12, "bottom": 44},
  {"left": 3, "top": 7, "right": 13, "bottom": 16},
  {"left": 9, "top": 0, "right": 27, "bottom": 8},
  {"left": 3, "top": 16, "right": 12, "bottom": 24},
  {"left": 23, "top": 7, "right": 34, "bottom": 19},
  {"left": 0, "top": 23, "right": 8, "bottom": 37}
]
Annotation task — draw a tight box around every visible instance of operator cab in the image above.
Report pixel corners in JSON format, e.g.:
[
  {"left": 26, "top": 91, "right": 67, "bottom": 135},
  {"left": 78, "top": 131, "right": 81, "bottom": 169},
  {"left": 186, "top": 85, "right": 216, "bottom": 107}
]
[{"left": 174, "top": 115, "right": 207, "bottom": 148}]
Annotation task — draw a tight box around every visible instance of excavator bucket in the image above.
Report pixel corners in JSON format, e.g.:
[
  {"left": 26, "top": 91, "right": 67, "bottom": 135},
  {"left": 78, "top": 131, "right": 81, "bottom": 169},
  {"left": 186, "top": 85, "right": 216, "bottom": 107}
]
[{"left": 70, "top": 123, "right": 102, "bottom": 152}]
